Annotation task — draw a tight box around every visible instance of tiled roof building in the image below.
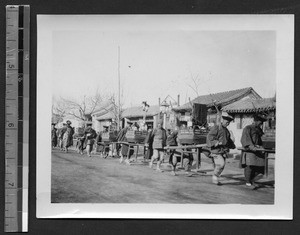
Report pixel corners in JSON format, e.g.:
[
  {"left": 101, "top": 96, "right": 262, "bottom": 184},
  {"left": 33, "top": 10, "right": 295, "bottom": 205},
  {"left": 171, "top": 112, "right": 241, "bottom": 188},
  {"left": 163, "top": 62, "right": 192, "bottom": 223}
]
[
  {"left": 122, "top": 105, "right": 160, "bottom": 119},
  {"left": 222, "top": 97, "right": 276, "bottom": 113},
  {"left": 174, "top": 87, "right": 261, "bottom": 111}
]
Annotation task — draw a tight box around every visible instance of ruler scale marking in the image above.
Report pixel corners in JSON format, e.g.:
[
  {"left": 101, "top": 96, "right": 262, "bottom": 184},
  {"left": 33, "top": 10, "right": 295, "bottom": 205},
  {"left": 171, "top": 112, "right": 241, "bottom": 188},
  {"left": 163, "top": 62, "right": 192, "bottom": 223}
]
[{"left": 5, "top": 5, "right": 29, "bottom": 233}]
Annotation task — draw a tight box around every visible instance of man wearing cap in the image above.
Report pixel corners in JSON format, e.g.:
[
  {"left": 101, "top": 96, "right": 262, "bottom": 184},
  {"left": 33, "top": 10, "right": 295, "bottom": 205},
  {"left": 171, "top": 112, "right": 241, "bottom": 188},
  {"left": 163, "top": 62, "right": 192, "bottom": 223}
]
[
  {"left": 117, "top": 121, "right": 133, "bottom": 164},
  {"left": 207, "top": 112, "right": 236, "bottom": 185},
  {"left": 241, "top": 114, "right": 267, "bottom": 187},
  {"left": 83, "top": 121, "right": 97, "bottom": 157},
  {"left": 62, "top": 120, "right": 74, "bottom": 152},
  {"left": 149, "top": 120, "right": 167, "bottom": 172}
]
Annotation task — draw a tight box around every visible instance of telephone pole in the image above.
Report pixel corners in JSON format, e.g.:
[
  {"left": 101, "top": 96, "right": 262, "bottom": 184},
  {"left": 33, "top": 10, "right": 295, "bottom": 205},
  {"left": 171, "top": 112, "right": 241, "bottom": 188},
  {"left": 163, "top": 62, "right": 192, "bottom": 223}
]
[{"left": 118, "top": 46, "right": 121, "bottom": 130}]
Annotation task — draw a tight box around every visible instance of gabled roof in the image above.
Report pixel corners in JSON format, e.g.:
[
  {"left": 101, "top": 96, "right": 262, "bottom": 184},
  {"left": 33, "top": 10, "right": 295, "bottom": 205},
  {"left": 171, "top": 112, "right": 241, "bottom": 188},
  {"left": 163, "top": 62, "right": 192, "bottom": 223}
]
[
  {"left": 122, "top": 105, "right": 160, "bottom": 118},
  {"left": 222, "top": 97, "right": 276, "bottom": 113},
  {"left": 95, "top": 111, "right": 115, "bottom": 121},
  {"left": 92, "top": 105, "right": 115, "bottom": 118},
  {"left": 92, "top": 101, "right": 115, "bottom": 116},
  {"left": 174, "top": 87, "right": 261, "bottom": 112}
]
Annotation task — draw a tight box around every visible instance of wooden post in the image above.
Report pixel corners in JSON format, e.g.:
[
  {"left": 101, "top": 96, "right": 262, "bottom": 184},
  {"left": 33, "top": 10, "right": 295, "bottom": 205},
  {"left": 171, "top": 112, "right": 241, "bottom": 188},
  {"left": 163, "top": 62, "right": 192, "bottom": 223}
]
[
  {"left": 153, "top": 115, "right": 157, "bottom": 128},
  {"left": 163, "top": 113, "right": 167, "bottom": 129}
]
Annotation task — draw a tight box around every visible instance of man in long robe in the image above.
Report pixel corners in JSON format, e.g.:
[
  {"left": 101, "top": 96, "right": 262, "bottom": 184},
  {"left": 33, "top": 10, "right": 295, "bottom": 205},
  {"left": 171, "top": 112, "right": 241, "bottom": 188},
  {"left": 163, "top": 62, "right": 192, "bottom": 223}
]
[
  {"left": 58, "top": 123, "right": 66, "bottom": 151},
  {"left": 62, "top": 120, "right": 74, "bottom": 152},
  {"left": 241, "top": 114, "right": 267, "bottom": 187},
  {"left": 117, "top": 121, "right": 133, "bottom": 164}
]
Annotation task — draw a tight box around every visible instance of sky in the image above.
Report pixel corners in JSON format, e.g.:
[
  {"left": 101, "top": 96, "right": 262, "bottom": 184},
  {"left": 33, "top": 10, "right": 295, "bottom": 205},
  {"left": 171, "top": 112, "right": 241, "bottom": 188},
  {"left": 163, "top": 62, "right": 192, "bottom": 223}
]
[{"left": 51, "top": 19, "right": 276, "bottom": 108}]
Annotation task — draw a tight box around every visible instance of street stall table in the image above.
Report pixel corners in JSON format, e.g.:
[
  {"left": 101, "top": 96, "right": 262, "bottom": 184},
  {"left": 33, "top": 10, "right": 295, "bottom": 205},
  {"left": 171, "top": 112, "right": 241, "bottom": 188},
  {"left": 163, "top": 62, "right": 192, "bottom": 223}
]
[
  {"left": 164, "top": 144, "right": 208, "bottom": 171},
  {"left": 237, "top": 147, "right": 275, "bottom": 177}
]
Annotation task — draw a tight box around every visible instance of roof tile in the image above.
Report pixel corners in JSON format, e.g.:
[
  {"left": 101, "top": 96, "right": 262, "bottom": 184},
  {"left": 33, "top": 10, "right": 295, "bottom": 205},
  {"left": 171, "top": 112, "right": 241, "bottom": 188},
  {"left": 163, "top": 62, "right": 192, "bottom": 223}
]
[
  {"left": 174, "top": 87, "right": 260, "bottom": 111},
  {"left": 222, "top": 97, "right": 276, "bottom": 113}
]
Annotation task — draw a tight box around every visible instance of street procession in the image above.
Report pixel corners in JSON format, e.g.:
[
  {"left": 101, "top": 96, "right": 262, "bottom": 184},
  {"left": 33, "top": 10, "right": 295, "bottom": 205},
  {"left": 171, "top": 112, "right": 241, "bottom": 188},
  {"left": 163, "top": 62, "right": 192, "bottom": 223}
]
[
  {"left": 47, "top": 28, "right": 279, "bottom": 205},
  {"left": 51, "top": 87, "right": 276, "bottom": 202}
]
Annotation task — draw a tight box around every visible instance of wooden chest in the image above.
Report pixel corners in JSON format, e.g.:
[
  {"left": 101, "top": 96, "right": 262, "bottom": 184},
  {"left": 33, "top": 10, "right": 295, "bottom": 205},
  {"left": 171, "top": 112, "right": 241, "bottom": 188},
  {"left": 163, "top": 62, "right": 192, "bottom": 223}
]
[
  {"left": 261, "top": 130, "right": 275, "bottom": 150},
  {"left": 177, "top": 129, "right": 208, "bottom": 145},
  {"left": 102, "top": 131, "right": 118, "bottom": 143},
  {"left": 126, "top": 130, "right": 148, "bottom": 143}
]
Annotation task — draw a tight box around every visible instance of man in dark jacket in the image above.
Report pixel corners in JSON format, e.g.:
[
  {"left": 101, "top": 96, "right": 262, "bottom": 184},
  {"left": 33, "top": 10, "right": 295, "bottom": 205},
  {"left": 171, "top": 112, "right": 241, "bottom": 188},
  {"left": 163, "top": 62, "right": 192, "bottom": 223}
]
[
  {"left": 241, "top": 114, "right": 267, "bottom": 187},
  {"left": 207, "top": 113, "right": 235, "bottom": 185},
  {"left": 144, "top": 127, "right": 154, "bottom": 160},
  {"left": 149, "top": 120, "right": 167, "bottom": 172}
]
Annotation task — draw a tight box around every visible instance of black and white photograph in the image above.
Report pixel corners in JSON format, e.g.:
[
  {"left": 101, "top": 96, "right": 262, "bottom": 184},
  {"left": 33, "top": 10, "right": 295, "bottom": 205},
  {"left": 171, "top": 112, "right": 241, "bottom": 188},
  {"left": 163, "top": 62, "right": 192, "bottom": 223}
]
[{"left": 36, "top": 15, "right": 293, "bottom": 219}]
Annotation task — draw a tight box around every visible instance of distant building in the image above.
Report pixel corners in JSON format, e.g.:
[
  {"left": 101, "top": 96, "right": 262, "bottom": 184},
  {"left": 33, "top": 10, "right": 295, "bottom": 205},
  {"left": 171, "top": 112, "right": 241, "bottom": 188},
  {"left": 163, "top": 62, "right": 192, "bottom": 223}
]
[
  {"left": 121, "top": 105, "right": 160, "bottom": 129},
  {"left": 173, "top": 87, "right": 261, "bottom": 127},
  {"left": 91, "top": 101, "right": 117, "bottom": 133}
]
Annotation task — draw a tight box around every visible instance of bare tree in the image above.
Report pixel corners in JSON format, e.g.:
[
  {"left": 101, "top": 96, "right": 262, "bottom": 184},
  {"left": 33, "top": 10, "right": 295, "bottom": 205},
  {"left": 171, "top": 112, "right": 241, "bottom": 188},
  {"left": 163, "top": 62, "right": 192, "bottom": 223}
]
[
  {"left": 186, "top": 72, "right": 212, "bottom": 98},
  {"left": 106, "top": 93, "right": 124, "bottom": 129},
  {"left": 52, "top": 97, "right": 68, "bottom": 123},
  {"left": 186, "top": 73, "right": 201, "bottom": 97},
  {"left": 53, "top": 91, "right": 103, "bottom": 121}
]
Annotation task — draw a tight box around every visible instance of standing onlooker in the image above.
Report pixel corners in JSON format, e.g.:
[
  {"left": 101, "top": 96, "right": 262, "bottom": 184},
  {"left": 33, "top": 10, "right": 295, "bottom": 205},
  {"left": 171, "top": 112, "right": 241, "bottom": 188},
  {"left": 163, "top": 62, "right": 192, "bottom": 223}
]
[
  {"left": 241, "top": 114, "right": 267, "bottom": 187},
  {"left": 149, "top": 120, "right": 167, "bottom": 172},
  {"left": 206, "top": 113, "right": 235, "bottom": 185},
  {"left": 51, "top": 123, "right": 57, "bottom": 148},
  {"left": 83, "top": 121, "right": 97, "bottom": 157}
]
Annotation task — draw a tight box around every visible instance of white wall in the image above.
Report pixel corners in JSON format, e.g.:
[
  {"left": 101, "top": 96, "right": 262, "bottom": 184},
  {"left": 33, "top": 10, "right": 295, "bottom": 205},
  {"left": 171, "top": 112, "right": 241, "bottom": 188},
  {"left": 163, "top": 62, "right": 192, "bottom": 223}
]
[{"left": 227, "top": 114, "right": 253, "bottom": 149}]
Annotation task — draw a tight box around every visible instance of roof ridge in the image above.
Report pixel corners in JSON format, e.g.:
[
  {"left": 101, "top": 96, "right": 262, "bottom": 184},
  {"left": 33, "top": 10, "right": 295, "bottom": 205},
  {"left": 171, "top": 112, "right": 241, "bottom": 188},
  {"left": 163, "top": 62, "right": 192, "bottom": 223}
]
[
  {"left": 192, "top": 87, "right": 252, "bottom": 100},
  {"left": 208, "top": 87, "right": 252, "bottom": 96}
]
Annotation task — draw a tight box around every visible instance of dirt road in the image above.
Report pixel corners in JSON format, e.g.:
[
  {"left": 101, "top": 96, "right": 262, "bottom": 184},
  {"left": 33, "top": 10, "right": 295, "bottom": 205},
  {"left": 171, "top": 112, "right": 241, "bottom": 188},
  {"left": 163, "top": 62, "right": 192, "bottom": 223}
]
[{"left": 51, "top": 149, "right": 274, "bottom": 204}]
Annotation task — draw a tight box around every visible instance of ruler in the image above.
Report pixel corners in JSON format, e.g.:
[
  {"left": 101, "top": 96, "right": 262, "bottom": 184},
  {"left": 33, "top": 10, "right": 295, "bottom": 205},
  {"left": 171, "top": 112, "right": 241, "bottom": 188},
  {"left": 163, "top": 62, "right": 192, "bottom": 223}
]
[{"left": 5, "top": 5, "right": 30, "bottom": 232}]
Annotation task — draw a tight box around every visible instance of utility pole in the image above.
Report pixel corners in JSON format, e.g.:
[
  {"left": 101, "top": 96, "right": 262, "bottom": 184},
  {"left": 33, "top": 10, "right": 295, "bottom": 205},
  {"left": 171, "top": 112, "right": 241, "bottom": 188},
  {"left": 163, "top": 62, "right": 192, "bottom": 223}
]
[{"left": 118, "top": 46, "right": 121, "bottom": 131}]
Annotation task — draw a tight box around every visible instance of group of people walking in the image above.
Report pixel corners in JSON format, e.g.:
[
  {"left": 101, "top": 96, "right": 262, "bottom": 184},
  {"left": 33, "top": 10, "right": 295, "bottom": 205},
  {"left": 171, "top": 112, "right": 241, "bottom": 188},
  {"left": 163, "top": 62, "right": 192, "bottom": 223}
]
[
  {"left": 52, "top": 120, "right": 97, "bottom": 157},
  {"left": 51, "top": 111, "right": 269, "bottom": 187},
  {"left": 52, "top": 120, "right": 74, "bottom": 152}
]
